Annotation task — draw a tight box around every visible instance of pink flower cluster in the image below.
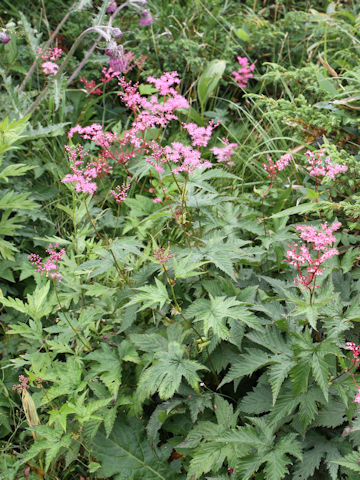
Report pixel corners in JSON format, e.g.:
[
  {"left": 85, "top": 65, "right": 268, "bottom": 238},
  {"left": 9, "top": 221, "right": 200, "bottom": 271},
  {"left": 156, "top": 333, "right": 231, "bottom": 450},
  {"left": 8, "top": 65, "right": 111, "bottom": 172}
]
[
  {"left": 147, "top": 71, "right": 180, "bottom": 95},
  {"left": 38, "top": 47, "right": 63, "bottom": 76},
  {"left": 80, "top": 77, "right": 102, "bottom": 95},
  {"left": 12, "top": 375, "right": 29, "bottom": 394},
  {"left": 263, "top": 153, "right": 292, "bottom": 178},
  {"left": 232, "top": 56, "right": 255, "bottom": 88},
  {"left": 28, "top": 243, "right": 66, "bottom": 281},
  {"left": 153, "top": 247, "right": 175, "bottom": 264},
  {"left": 286, "top": 221, "right": 341, "bottom": 290},
  {"left": 62, "top": 144, "right": 112, "bottom": 194},
  {"left": 210, "top": 139, "right": 238, "bottom": 166},
  {"left": 110, "top": 183, "right": 130, "bottom": 204},
  {"left": 183, "top": 121, "right": 218, "bottom": 148},
  {"left": 62, "top": 71, "right": 239, "bottom": 202},
  {"left": 344, "top": 342, "right": 360, "bottom": 404},
  {"left": 306, "top": 149, "right": 347, "bottom": 180},
  {"left": 345, "top": 342, "right": 360, "bottom": 367},
  {"left": 163, "top": 142, "right": 212, "bottom": 175}
]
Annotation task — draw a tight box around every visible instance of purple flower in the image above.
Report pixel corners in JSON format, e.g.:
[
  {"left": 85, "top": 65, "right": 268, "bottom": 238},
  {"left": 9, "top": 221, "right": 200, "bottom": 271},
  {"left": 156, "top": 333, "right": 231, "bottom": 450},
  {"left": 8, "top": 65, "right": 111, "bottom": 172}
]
[
  {"left": 106, "top": 1, "right": 117, "bottom": 14},
  {"left": 112, "top": 28, "right": 123, "bottom": 39},
  {"left": 109, "top": 57, "right": 127, "bottom": 73},
  {"left": 139, "top": 10, "right": 153, "bottom": 27},
  {"left": 0, "top": 31, "right": 11, "bottom": 44}
]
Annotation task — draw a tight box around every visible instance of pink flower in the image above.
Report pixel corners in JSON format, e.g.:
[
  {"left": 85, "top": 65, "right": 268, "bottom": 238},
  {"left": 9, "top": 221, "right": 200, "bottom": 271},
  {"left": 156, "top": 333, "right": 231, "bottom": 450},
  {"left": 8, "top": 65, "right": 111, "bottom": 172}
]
[
  {"left": 210, "top": 139, "right": 238, "bottom": 166},
  {"left": 38, "top": 47, "right": 63, "bottom": 61},
  {"left": 12, "top": 375, "right": 30, "bottom": 394},
  {"left": 80, "top": 77, "right": 102, "bottom": 95},
  {"left": 28, "top": 243, "right": 66, "bottom": 281},
  {"left": 285, "top": 222, "right": 341, "bottom": 290},
  {"left": 153, "top": 247, "right": 175, "bottom": 264},
  {"left": 0, "top": 30, "right": 11, "bottom": 44},
  {"left": 147, "top": 71, "right": 180, "bottom": 96},
  {"left": 110, "top": 183, "right": 130, "bottom": 204},
  {"left": 355, "top": 389, "right": 360, "bottom": 404},
  {"left": 305, "top": 150, "right": 347, "bottom": 181},
  {"left": 263, "top": 153, "right": 292, "bottom": 178},
  {"left": 106, "top": 1, "right": 117, "bottom": 13},
  {"left": 232, "top": 56, "right": 255, "bottom": 88},
  {"left": 183, "top": 121, "right": 218, "bottom": 148},
  {"left": 42, "top": 61, "right": 59, "bottom": 75}
]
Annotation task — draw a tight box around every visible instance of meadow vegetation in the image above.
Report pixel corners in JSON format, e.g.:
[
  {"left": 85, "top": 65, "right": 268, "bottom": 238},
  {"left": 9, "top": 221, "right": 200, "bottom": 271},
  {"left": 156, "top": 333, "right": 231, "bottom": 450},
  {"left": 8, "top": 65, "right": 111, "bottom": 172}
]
[{"left": 1, "top": 0, "right": 360, "bottom": 478}]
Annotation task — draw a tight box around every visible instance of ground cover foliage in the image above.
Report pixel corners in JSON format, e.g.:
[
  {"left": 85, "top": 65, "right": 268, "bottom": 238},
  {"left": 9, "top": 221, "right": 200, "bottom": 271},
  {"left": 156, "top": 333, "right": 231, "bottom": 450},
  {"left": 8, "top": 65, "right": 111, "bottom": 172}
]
[{"left": 1, "top": 0, "right": 360, "bottom": 478}]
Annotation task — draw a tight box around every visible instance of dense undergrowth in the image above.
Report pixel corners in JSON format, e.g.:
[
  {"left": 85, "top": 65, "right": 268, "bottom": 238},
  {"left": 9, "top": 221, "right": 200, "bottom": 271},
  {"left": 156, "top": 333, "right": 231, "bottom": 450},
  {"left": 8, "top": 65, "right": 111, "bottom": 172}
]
[{"left": 1, "top": 0, "right": 360, "bottom": 478}]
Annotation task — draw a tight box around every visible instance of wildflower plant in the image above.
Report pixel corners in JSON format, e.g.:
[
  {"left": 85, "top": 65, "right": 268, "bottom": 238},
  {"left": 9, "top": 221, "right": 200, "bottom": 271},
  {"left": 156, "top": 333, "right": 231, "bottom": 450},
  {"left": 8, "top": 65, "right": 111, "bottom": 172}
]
[{"left": 2, "top": 2, "right": 360, "bottom": 479}]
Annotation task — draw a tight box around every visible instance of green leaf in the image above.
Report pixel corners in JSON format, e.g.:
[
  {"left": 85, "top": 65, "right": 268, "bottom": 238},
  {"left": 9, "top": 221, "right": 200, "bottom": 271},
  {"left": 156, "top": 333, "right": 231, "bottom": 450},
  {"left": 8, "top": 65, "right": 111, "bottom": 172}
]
[
  {"left": 218, "top": 349, "right": 272, "bottom": 387},
  {"left": 312, "top": 353, "right": 330, "bottom": 401},
  {"left": 173, "top": 255, "right": 207, "bottom": 279},
  {"left": 86, "top": 343, "right": 123, "bottom": 396},
  {"left": 341, "top": 248, "right": 360, "bottom": 274},
  {"left": 268, "top": 201, "right": 329, "bottom": 219},
  {"left": 126, "top": 278, "right": 169, "bottom": 311},
  {"left": 0, "top": 164, "right": 34, "bottom": 182},
  {"left": 235, "top": 28, "right": 250, "bottom": 42},
  {"left": 0, "top": 191, "right": 38, "bottom": 210},
  {"left": 198, "top": 60, "right": 226, "bottom": 109},
  {"left": 289, "top": 358, "right": 311, "bottom": 395},
  {"left": 268, "top": 358, "right": 293, "bottom": 405},
  {"left": 137, "top": 341, "right": 207, "bottom": 401},
  {"left": 92, "top": 416, "right": 180, "bottom": 479},
  {"left": 332, "top": 452, "right": 360, "bottom": 472}
]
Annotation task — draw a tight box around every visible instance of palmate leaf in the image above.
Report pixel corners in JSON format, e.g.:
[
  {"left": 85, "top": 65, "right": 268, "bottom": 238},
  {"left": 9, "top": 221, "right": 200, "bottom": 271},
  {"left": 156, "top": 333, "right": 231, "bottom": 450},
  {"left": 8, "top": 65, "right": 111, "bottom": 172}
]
[
  {"left": 332, "top": 451, "right": 360, "bottom": 472},
  {"left": 186, "top": 442, "right": 234, "bottom": 480},
  {"left": 186, "top": 295, "right": 244, "bottom": 340},
  {"left": 92, "top": 416, "right": 181, "bottom": 479},
  {"left": 263, "top": 434, "right": 302, "bottom": 480},
  {"left": 137, "top": 341, "right": 207, "bottom": 401},
  {"left": 218, "top": 348, "right": 272, "bottom": 388},
  {"left": 126, "top": 278, "right": 169, "bottom": 311},
  {"left": 0, "top": 191, "right": 38, "bottom": 210},
  {"left": 86, "top": 343, "right": 123, "bottom": 396}
]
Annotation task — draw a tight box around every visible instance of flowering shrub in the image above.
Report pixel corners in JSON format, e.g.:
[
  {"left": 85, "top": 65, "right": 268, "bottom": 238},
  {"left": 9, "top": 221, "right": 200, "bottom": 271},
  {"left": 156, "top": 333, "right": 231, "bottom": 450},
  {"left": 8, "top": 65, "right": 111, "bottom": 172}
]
[{"left": 2, "top": 1, "right": 360, "bottom": 479}]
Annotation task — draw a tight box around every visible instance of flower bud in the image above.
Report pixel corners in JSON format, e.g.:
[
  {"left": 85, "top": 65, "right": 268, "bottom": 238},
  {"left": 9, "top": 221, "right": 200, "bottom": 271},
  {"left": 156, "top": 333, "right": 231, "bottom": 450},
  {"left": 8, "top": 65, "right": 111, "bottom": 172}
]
[
  {"left": 112, "top": 27, "right": 123, "bottom": 39},
  {"left": 0, "top": 31, "right": 11, "bottom": 44},
  {"left": 139, "top": 10, "right": 153, "bottom": 27},
  {"left": 106, "top": 1, "right": 117, "bottom": 13}
]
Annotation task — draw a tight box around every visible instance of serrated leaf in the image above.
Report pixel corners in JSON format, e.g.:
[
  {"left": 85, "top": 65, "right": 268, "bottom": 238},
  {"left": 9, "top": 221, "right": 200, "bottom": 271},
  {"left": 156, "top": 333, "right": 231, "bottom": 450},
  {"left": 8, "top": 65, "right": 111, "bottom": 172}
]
[
  {"left": 137, "top": 341, "right": 207, "bottom": 401},
  {"left": 218, "top": 349, "right": 272, "bottom": 387},
  {"left": 268, "top": 358, "right": 293, "bottom": 405},
  {"left": 312, "top": 353, "right": 330, "bottom": 401},
  {"left": 332, "top": 452, "right": 360, "bottom": 472},
  {"left": 126, "top": 278, "right": 169, "bottom": 311},
  {"left": 92, "top": 416, "right": 180, "bottom": 479}
]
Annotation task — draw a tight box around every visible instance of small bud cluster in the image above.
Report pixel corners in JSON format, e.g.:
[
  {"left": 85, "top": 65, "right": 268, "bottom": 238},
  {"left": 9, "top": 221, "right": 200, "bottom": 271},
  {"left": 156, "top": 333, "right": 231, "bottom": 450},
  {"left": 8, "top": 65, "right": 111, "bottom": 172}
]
[
  {"left": 110, "top": 183, "right": 130, "bottom": 204},
  {"left": 28, "top": 243, "right": 66, "bottom": 281},
  {"left": 12, "top": 375, "right": 30, "bottom": 394},
  {"left": 153, "top": 247, "right": 175, "bottom": 264},
  {"left": 263, "top": 153, "right": 292, "bottom": 178}
]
